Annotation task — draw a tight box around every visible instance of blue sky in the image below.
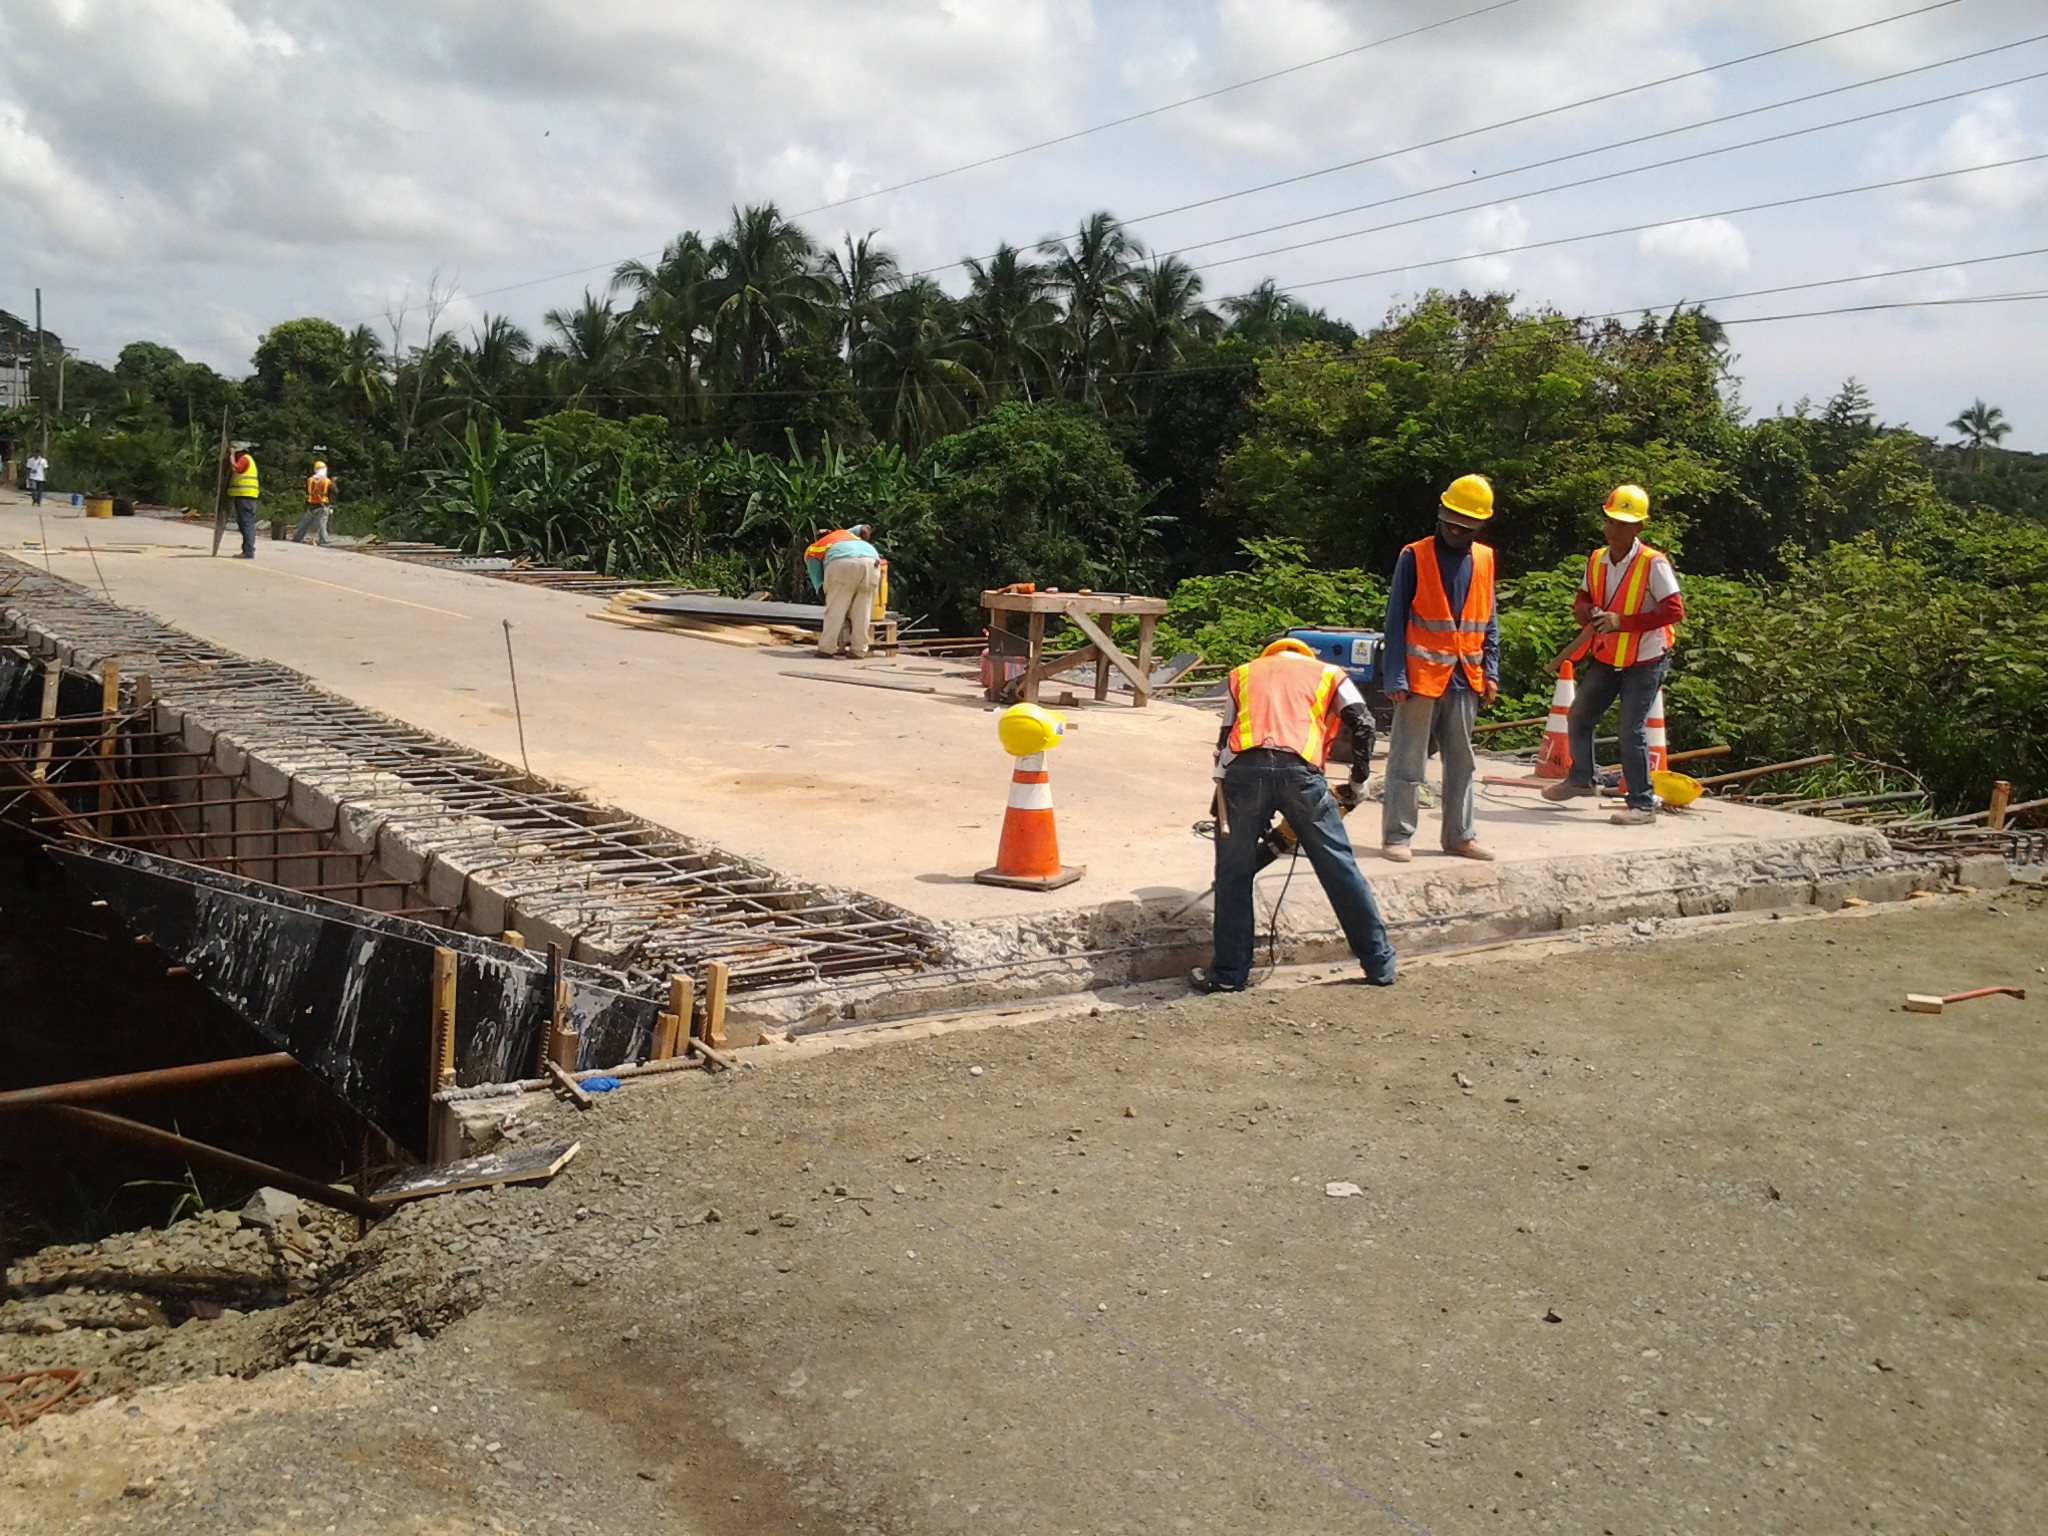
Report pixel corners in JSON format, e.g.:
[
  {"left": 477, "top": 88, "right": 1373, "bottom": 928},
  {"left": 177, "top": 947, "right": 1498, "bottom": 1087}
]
[{"left": 2, "top": 0, "right": 2042, "bottom": 445}]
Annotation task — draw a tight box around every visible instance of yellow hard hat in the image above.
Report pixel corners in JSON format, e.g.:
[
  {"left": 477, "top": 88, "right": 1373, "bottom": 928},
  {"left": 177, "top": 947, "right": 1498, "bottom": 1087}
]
[
  {"left": 1603, "top": 483, "right": 1650, "bottom": 523},
  {"left": 1439, "top": 473, "right": 1495, "bottom": 521},
  {"left": 996, "top": 702, "right": 1066, "bottom": 757},
  {"left": 1260, "top": 638, "right": 1316, "bottom": 660},
  {"left": 1650, "top": 768, "right": 1701, "bottom": 806}
]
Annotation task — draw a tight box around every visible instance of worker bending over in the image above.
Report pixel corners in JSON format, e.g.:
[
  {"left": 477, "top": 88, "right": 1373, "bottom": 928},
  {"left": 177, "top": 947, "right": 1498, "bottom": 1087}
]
[
  {"left": 1195, "top": 639, "right": 1397, "bottom": 994},
  {"left": 1542, "top": 484, "right": 1685, "bottom": 825},
  {"left": 804, "top": 523, "right": 882, "bottom": 659},
  {"left": 1380, "top": 472, "right": 1501, "bottom": 862},
  {"left": 293, "top": 460, "right": 336, "bottom": 545}
]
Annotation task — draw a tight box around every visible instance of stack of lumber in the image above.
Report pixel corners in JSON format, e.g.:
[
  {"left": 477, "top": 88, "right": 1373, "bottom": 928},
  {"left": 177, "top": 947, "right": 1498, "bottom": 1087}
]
[{"left": 589, "top": 591, "right": 810, "bottom": 648}]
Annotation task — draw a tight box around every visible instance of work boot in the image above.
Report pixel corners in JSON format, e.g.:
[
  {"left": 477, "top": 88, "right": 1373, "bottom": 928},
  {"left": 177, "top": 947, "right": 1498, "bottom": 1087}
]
[
  {"left": 1444, "top": 841, "right": 1495, "bottom": 861},
  {"left": 1541, "top": 780, "right": 1595, "bottom": 802},
  {"left": 1610, "top": 807, "right": 1656, "bottom": 826},
  {"left": 1379, "top": 843, "right": 1413, "bottom": 863},
  {"left": 1188, "top": 967, "right": 1248, "bottom": 995}
]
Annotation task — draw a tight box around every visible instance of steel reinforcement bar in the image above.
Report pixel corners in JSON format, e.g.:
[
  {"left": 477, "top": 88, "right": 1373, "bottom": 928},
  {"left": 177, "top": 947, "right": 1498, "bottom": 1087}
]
[{"left": 0, "top": 557, "right": 944, "bottom": 991}]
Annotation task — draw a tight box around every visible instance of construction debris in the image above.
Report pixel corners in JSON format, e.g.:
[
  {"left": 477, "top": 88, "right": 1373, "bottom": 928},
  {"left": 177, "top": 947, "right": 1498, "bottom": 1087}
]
[
  {"left": 1903, "top": 986, "right": 2027, "bottom": 1014},
  {"left": 369, "top": 1141, "right": 581, "bottom": 1205}
]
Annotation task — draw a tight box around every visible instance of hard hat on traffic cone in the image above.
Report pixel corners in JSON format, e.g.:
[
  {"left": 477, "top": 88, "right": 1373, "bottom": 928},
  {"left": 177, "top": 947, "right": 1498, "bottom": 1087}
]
[
  {"left": 975, "top": 751, "right": 1084, "bottom": 891},
  {"left": 1533, "top": 663, "right": 1575, "bottom": 779}
]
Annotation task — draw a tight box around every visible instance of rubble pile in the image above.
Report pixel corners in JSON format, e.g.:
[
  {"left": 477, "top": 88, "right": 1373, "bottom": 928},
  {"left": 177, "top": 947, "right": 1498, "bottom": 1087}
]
[{"left": 2, "top": 1190, "right": 357, "bottom": 1336}]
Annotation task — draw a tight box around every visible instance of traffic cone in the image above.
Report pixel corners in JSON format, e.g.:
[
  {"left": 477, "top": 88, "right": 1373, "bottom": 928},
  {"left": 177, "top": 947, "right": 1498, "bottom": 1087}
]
[
  {"left": 975, "top": 751, "right": 1085, "bottom": 891},
  {"left": 1533, "top": 663, "right": 1575, "bottom": 779}
]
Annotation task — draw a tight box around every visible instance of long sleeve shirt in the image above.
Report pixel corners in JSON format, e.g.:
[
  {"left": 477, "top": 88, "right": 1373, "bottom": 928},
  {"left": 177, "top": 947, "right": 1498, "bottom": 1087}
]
[
  {"left": 1381, "top": 536, "right": 1500, "bottom": 695},
  {"left": 1573, "top": 541, "right": 1684, "bottom": 659}
]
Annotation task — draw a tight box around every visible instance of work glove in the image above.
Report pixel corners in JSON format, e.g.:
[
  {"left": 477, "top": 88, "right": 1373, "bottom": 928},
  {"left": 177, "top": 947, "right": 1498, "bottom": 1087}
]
[{"left": 1333, "top": 780, "right": 1361, "bottom": 810}]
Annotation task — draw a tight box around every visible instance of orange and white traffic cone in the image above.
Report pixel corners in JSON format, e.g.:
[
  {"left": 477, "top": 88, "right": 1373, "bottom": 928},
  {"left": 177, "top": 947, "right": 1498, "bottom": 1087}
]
[
  {"left": 975, "top": 751, "right": 1085, "bottom": 891},
  {"left": 1646, "top": 689, "right": 1669, "bottom": 774},
  {"left": 1533, "top": 663, "right": 1575, "bottom": 780}
]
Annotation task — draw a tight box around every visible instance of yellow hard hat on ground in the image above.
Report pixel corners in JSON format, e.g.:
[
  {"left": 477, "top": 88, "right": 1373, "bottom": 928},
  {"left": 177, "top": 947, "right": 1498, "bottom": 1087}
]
[
  {"left": 1651, "top": 768, "right": 1701, "bottom": 806},
  {"left": 1440, "top": 474, "right": 1495, "bottom": 521},
  {"left": 1260, "top": 639, "right": 1316, "bottom": 660},
  {"left": 1603, "top": 484, "right": 1650, "bottom": 523},
  {"left": 997, "top": 702, "right": 1067, "bottom": 757}
]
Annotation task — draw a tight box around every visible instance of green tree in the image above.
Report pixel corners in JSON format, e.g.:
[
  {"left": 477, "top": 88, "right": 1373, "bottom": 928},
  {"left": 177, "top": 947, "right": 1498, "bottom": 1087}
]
[{"left": 1947, "top": 398, "right": 2011, "bottom": 470}]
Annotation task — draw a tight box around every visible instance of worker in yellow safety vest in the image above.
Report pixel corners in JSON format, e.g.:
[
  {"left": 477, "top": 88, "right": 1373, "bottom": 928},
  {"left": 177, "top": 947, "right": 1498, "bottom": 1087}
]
[
  {"left": 1193, "top": 639, "right": 1396, "bottom": 993},
  {"left": 293, "top": 460, "right": 336, "bottom": 546},
  {"left": 1380, "top": 472, "right": 1501, "bottom": 863},
  {"left": 1542, "top": 483, "right": 1686, "bottom": 824},
  {"left": 226, "top": 442, "right": 261, "bottom": 559}
]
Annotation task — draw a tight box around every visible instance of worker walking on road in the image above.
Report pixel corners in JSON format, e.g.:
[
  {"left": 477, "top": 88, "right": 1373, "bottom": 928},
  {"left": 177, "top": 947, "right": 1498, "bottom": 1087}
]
[
  {"left": 293, "top": 460, "right": 335, "bottom": 545},
  {"left": 1542, "top": 484, "right": 1686, "bottom": 825},
  {"left": 226, "top": 442, "right": 260, "bottom": 559},
  {"left": 1380, "top": 473, "right": 1501, "bottom": 863},
  {"left": 805, "top": 523, "right": 882, "bottom": 659},
  {"left": 1194, "top": 639, "right": 1396, "bottom": 994},
  {"left": 25, "top": 451, "right": 47, "bottom": 507}
]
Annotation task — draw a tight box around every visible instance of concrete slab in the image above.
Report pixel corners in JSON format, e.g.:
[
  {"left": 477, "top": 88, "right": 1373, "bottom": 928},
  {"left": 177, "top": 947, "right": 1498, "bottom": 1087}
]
[{"left": 0, "top": 498, "right": 1893, "bottom": 964}]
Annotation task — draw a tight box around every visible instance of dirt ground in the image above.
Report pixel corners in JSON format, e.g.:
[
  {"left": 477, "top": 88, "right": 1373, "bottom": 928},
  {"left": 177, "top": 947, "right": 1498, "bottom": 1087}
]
[{"left": 3, "top": 891, "right": 2044, "bottom": 1536}]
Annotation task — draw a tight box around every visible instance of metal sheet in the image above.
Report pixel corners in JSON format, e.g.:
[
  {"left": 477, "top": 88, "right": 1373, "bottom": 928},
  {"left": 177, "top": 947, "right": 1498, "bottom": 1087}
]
[
  {"left": 50, "top": 844, "right": 663, "bottom": 1155},
  {"left": 631, "top": 593, "right": 829, "bottom": 627}
]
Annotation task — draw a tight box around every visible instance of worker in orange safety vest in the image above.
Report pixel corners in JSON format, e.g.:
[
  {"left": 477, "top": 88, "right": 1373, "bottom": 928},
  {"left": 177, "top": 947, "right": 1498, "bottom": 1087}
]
[
  {"left": 1379, "top": 473, "right": 1501, "bottom": 863},
  {"left": 1193, "top": 639, "right": 1396, "bottom": 993},
  {"left": 804, "top": 523, "right": 882, "bottom": 658},
  {"left": 293, "top": 460, "right": 336, "bottom": 546},
  {"left": 1542, "top": 483, "right": 1686, "bottom": 825}
]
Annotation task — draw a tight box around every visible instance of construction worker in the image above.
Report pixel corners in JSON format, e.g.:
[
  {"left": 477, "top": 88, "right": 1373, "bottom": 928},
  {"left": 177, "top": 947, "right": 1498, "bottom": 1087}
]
[
  {"left": 1194, "top": 639, "right": 1396, "bottom": 994},
  {"left": 805, "top": 522, "right": 882, "bottom": 659},
  {"left": 1542, "top": 484, "right": 1685, "bottom": 825},
  {"left": 293, "top": 460, "right": 335, "bottom": 545},
  {"left": 1380, "top": 473, "right": 1500, "bottom": 862},
  {"left": 226, "top": 442, "right": 260, "bottom": 559}
]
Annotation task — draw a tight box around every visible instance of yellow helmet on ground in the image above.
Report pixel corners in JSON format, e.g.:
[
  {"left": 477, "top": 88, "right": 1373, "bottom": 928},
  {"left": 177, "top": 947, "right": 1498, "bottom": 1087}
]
[
  {"left": 1439, "top": 473, "right": 1495, "bottom": 521},
  {"left": 997, "top": 702, "right": 1066, "bottom": 757},
  {"left": 1603, "top": 483, "right": 1650, "bottom": 523},
  {"left": 1259, "top": 638, "right": 1316, "bottom": 660}
]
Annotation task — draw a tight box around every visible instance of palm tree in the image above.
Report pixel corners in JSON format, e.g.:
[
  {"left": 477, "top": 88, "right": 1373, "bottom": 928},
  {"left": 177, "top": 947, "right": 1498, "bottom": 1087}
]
[
  {"left": 1109, "top": 256, "right": 1216, "bottom": 412},
  {"left": 1948, "top": 399, "right": 2011, "bottom": 470},
  {"left": 707, "top": 204, "right": 832, "bottom": 387},
  {"left": 615, "top": 232, "right": 718, "bottom": 425},
  {"left": 1220, "top": 279, "right": 1299, "bottom": 347},
  {"left": 457, "top": 314, "right": 533, "bottom": 421},
  {"left": 821, "top": 233, "right": 902, "bottom": 365},
  {"left": 336, "top": 324, "right": 391, "bottom": 424},
  {"left": 960, "top": 244, "right": 1061, "bottom": 405},
  {"left": 1039, "top": 211, "right": 1143, "bottom": 407},
  {"left": 853, "top": 279, "right": 985, "bottom": 450},
  {"left": 542, "top": 292, "right": 631, "bottom": 413}
]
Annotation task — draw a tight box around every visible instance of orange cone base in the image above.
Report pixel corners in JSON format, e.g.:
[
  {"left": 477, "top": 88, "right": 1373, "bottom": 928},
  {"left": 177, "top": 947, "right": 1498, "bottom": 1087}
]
[{"left": 975, "top": 863, "right": 1085, "bottom": 891}]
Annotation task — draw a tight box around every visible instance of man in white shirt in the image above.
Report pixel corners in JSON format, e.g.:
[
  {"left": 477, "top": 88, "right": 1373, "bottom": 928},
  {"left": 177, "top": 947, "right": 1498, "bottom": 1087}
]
[
  {"left": 1542, "top": 484, "right": 1685, "bottom": 825},
  {"left": 25, "top": 452, "right": 48, "bottom": 506}
]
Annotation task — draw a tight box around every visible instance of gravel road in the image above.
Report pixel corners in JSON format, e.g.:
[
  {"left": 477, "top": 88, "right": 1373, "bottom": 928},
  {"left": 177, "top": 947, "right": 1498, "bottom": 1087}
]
[{"left": 4, "top": 890, "right": 2043, "bottom": 1535}]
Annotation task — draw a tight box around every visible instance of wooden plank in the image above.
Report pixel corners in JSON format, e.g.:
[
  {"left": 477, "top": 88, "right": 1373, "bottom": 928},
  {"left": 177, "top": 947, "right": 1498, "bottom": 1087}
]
[
  {"left": 97, "top": 659, "right": 120, "bottom": 833},
  {"left": 1066, "top": 609, "right": 1151, "bottom": 698},
  {"left": 1135, "top": 614, "right": 1157, "bottom": 708},
  {"left": 700, "top": 960, "right": 730, "bottom": 1051},
  {"left": 544, "top": 1059, "right": 595, "bottom": 1110},
  {"left": 370, "top": 1141, "right": 581, "bottom": 1205},
  {"left": 653, "top": 972, "right": 692, "bottom": 1061},
  {"left": 428, "top": 945, "right": 461, "bottom": 1164},
  {"left": 30, "top": 662, "right": 59, "bottom": 782},
  {"left": 1989, "top": 780, "right": 2012, "bottom": 830},
  {"left": 980, "top": 590, "right": 1168, "bottom": 615},
  {"left": 1022, "top": 612, "right": 1047, "bottom": 704}
]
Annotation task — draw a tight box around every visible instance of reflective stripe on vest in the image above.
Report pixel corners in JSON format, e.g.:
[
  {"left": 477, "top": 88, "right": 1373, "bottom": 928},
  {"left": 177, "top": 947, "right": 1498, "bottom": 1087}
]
[
  {"left": 1587, "top": 542, "right": 1670, "bottom": 667},
  {"left": 1402, "top": 537, "right": 1494, "bottom": 697},
  {"left": 227, "top": 454, "right": 259, "bottom": 499},
  {"left": 805, "top": 529, "right": 855, "bottom": 563},
  {"left": 1226, "top": 653, "right": 1346, "bottom": 768},
  {"left": 306, "top": 475, "right": 331, "bottom": 506}
]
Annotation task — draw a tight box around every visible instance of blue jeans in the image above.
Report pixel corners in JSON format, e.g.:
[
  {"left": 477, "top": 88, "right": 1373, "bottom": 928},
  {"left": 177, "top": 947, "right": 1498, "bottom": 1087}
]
[
  {"left": 1211, "top": 751, "right": 1396, "bottom": 988},
  {"left": 1565, "top": 655, "right": 1669, "bottom": 810},
  {"left": 232, "top": 498, "right": 258, "bottom": 557}
]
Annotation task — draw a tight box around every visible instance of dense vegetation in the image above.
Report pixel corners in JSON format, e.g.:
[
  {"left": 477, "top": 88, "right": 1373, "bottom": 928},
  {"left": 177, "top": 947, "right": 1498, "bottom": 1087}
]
[{"left": 4, "top": 205, "right": 2039, "bottom": 812}]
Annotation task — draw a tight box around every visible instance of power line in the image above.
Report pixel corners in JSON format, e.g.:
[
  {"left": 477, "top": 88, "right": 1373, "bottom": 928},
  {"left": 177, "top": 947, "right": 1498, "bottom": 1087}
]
[
  {"left": 787, "top": 0, "right": 1531, "bottom": 218},
  {"left": 1159, "top": 32, "right": 2048, "bottom": 264},
  {"left": 1282, "top": 152, "right": 2048, "bottom": 293},
  {"left": 915, "top": 0, "right": 1965, "bottom": 275},
  {"left": 1713, "top": 288, "right": 2048, "bottom": 325},
  {"left": 1181, "top": 63, "right": 2048, "bottom": 275}
]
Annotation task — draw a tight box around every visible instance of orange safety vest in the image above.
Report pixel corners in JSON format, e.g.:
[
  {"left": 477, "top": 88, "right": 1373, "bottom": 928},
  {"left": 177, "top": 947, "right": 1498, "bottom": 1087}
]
[
  {"left": 1226, "top": 652, "right": 1348, "bottom": 768},
  {"left": 305, "top": 475, "right": 331, "bottom": 506},
  {"left": 805, "top": 528, "right": 856, "bottom": 563},
  {"left": 1586, "top": 542, "right": 1674, "bottom": 667},
  {"left": 1402, "top": 537, "right": 1494, "bottom": 697}
]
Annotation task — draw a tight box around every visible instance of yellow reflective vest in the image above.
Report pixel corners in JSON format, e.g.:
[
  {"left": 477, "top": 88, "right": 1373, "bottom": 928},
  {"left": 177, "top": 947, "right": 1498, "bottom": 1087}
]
[{"left": 227, "top": 452, "right": 260, "bottom": 500}]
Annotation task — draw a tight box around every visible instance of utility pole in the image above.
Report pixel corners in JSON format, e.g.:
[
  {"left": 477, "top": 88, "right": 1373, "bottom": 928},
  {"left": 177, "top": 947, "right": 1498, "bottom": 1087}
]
[{"left": 34, "top": 287, "right": 46, "bottom": 456}]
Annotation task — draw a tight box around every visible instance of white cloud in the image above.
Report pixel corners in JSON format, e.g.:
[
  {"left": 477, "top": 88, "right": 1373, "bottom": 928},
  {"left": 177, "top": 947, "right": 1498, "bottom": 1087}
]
[{"left": 1637, "top": 217, "right": 1752, "bottom": 280}]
